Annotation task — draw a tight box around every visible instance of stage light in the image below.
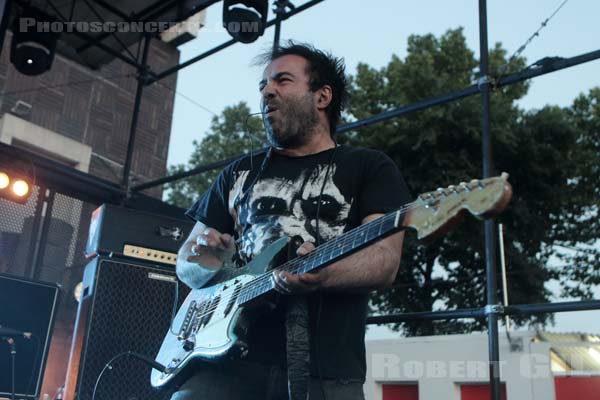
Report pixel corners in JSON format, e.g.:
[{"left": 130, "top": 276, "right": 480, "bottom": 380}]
[
  {"left": 222, "top": 0, "right": 268, "bottom": 43},
  {"left": 0, "top": 172, "right": 8, "bottom": 189},
  {"left": 0, "top": 169, "right": 33, "bottom": 204},
  {"left": 10, "top": 9, "right": 59, "bottom": 76},
  {"left": 12, "top": 179, "right": 29, "bottom": 197}
]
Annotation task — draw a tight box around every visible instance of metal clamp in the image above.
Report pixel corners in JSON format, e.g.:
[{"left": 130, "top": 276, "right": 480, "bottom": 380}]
[
  {"left": 484, "top": 304, "right": 505, "bottom": 316},
  {"left": 477, "top": 75, "right": 492, "bottom": 90}
]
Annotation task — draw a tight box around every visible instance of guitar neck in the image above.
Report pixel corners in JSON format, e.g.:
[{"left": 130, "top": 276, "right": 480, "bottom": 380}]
[{"left": 238, "top": 209, "right": 405, "bottom": 304}]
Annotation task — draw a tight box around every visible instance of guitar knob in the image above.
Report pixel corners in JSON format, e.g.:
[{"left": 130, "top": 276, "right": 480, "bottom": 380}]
[{"left": 182, "top": 335, "right": 196, "bottom": 351}]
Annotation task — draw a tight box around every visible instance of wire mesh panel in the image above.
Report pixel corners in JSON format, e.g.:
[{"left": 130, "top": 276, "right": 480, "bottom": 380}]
[{"left": 0, "top": 185, "right": 43, "bottom": 277}]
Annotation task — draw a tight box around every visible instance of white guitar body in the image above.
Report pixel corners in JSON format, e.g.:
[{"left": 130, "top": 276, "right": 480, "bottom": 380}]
[
  {"left": 151, "top": 236, "right": 290, "bottom": 388},
  {"left": 151, "top": 274, "right": 251, "bottom": 388}
]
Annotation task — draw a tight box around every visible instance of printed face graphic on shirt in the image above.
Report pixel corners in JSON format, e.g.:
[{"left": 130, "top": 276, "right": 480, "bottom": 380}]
[{"left": 228, "top": 164, "right": 352, "bottom": 266}]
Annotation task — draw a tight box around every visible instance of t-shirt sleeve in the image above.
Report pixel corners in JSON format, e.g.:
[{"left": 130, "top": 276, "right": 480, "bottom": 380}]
[
  {"left": 185, "top": 166, "right": 235, "bottom": 235},
  {"left": 358, "top": 150, "right": 411, "bottom": 220}
]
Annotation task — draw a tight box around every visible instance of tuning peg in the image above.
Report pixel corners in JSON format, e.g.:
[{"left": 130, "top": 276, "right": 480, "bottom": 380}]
[
  {"left": 470, "top": 178, "right": 484, "bottom": 189},
  {"left": 459, "top": 181, "right": 471, "bottom": 191},
  {"left": 501, "top": 172, "right": 509, "bottom": 180},
  {"left": 447, "top": 185, "right": 459, "bottom": 194}
]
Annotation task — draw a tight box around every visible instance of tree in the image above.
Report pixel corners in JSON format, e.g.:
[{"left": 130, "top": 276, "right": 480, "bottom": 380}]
[
  {"left": 551, "top": 88, "right": 600, "bottom": 298},
  {"left": 165, "top": 102, "right": 265, "bottom": 207},
  {"left": 346, "top": 28, "right": 599, "bottom": 334}
]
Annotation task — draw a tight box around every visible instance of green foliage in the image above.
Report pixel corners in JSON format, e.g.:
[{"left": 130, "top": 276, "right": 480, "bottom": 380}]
[
  {"left": 551, "top": 88, "right": 600, "bottom": 298},
  {"left": 165, "top": 102, "right": 265, "bottom": 207},
  {"left": 348, "top": 28, "right": 599, "bottom": 335}
]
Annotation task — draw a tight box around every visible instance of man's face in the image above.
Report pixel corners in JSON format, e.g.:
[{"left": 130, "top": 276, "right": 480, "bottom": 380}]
[{"left": 260, "top": 55, "right": 319, "bottom": 148}]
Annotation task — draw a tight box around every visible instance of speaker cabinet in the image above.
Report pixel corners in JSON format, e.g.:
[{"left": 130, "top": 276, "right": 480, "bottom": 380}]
[
  {"left": 65, "top": 257, "right": 188, "bottom": 400},
  {"left": 0, "top": 274, "right": 59, "bottom": 399}
]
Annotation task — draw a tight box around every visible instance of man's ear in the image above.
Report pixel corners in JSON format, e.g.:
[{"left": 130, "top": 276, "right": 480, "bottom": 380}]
[{"left": 315, "top": 85, "right": 332, "bottom": 110}]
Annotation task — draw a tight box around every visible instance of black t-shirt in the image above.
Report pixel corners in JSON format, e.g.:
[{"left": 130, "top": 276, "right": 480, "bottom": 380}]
[{"left": 186, "top": 144, "right": 410, "bottom": 381}]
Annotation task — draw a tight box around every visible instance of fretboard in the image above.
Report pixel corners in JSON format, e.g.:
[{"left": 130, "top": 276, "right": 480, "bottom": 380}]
[{"left": 238, "top": 209, "right": 402, "bottom": 304}]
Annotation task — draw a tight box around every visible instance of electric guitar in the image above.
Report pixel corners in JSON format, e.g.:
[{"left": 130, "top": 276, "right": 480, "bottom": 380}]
[{"left": 151, "top": 173, "right": 513, "bottom": 388}]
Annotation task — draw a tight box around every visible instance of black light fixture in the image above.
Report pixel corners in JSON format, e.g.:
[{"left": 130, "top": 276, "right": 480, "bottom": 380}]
[
  {"left": 223, "top": 0, "right": 268, "bottom": 43},
  {"left": 10, "top": 9, "right": 59, "bottom": 76}
]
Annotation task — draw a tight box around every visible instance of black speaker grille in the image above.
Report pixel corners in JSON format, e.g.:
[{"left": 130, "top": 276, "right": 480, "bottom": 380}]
[{"left": 77, "top": 258, "right": 184, "bottom": 400}]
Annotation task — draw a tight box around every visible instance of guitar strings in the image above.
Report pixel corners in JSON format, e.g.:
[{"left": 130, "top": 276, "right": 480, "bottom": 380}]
[
  {"left": 178, "top": 204, "right": 412, "bottom": 327},
  {"left": 238, "top": 196, "right": 429, "bottom": 291},
  {"left": 177, "top": 180, "right": 493, "bottom": 327}
]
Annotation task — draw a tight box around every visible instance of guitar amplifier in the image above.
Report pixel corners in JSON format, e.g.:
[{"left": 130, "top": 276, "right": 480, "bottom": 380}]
[
  {"left": 64, "top": 257, "right": 190, "bottom": 400},
  {"left": 85, "top": 204, "right": 194, "bottom": 265},
  {"left": 0, "top": 274, "right": 60, "bottom": 399}
]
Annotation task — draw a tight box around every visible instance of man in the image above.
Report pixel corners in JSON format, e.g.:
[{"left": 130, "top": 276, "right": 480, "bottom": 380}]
[{"left": 172, "top": 42, "right": 410, "bottom": 400}]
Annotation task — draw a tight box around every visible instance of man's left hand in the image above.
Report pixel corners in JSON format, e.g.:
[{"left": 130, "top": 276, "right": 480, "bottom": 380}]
[{"left": 271, "top": 241, "right": 326, "bottom": 294}]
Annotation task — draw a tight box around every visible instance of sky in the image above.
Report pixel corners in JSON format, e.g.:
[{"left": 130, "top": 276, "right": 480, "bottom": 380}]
[{"left": 164, "top": 0, "right": 600, "bottom": 337}]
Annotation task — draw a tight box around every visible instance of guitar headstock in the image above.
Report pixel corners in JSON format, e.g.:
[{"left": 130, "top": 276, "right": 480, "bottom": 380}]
[{"left": 403, "top": 173, "right": 513, "bottom": 240}]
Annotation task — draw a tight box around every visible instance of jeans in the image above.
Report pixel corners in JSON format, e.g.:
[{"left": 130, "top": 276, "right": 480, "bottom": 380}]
[{"left": 170, "top": 360, "right": 364, "bottom": 400}]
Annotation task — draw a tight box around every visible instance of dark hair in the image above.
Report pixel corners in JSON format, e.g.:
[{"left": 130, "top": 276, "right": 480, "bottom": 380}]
[{"left": 257, "top": 41, "right": 348, "bottom": 134}]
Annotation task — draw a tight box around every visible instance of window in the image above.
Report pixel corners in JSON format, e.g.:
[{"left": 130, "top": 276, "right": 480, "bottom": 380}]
[
  {"left": 460, "top": 383, "right": 507, "bottom": 400},
  {"left": 555, "top": 376, "right": 600, "bottom": 400},
  {"left": 382, "top": 383, "right": 418, "bottom": 400}
]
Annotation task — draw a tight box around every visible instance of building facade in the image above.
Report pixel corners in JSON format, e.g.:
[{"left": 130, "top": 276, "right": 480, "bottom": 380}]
[{"left": 365, "top": 331, "right": 600, "bottom": 400}]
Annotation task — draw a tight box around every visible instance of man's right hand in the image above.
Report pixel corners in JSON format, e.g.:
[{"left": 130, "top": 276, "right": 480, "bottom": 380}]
[
  {"left": 177, "top": 223, "right": 237, "bottom": 288},
  {"left": 189, "top": 227, "right": 236, "bottom": 266}
]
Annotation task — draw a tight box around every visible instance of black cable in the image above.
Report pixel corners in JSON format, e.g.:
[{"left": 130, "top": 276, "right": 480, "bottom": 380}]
[
  {"left": 11, "top": 348, "right": 15, "bottom": 400},
  {"left": 155, "top": 81, "right": 217, "bottom": 116},
  {"left": 4, "top": 337, "right": 17, "bottom": 400},
  {"left": 245, "top": 112, "right": 261, "bottom": 170},
  {"left": 233, "top": 146, "right": 273, "bottom": 210},
  {"left": 91, "top": 351, "right": 168, "bottom": 400}
]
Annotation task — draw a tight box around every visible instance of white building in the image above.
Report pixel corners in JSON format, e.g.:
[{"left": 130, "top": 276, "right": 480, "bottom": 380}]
[{"left": 365, "top": 331, "right": 600, "bottom": 400}]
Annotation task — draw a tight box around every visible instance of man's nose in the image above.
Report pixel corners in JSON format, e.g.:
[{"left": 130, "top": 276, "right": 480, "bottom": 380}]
[{"left": 261, "top": 81, "right": 276, "bottom": 100}]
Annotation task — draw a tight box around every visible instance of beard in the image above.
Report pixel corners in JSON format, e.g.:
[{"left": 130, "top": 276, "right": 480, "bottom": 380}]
[{"left": 263, "top": 91, "right": 319, "bottom": 149}]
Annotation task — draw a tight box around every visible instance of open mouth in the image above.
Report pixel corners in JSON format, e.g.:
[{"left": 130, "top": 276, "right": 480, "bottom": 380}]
[{"left": 264, "top": 105, "right": 278, "bottom": 115}]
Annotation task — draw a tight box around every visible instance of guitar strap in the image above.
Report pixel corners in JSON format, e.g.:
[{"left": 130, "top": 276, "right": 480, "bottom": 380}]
[
  {"left": 285, "top": 235, "right": 310, "bottom": 400},
  {"left": 285, "top": 145, "right": 337, "bottom": 400},
  {"left": 285, "top": 295, "right": 310, "bottom": 400}
]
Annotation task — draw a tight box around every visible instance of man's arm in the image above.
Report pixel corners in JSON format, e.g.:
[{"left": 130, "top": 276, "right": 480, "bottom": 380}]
[
  {"left": 273, "top": 213, "right": 404, "bottom": 293},
  {"left": 176, "top": 221, "right": 236, "bottom": 289}
]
